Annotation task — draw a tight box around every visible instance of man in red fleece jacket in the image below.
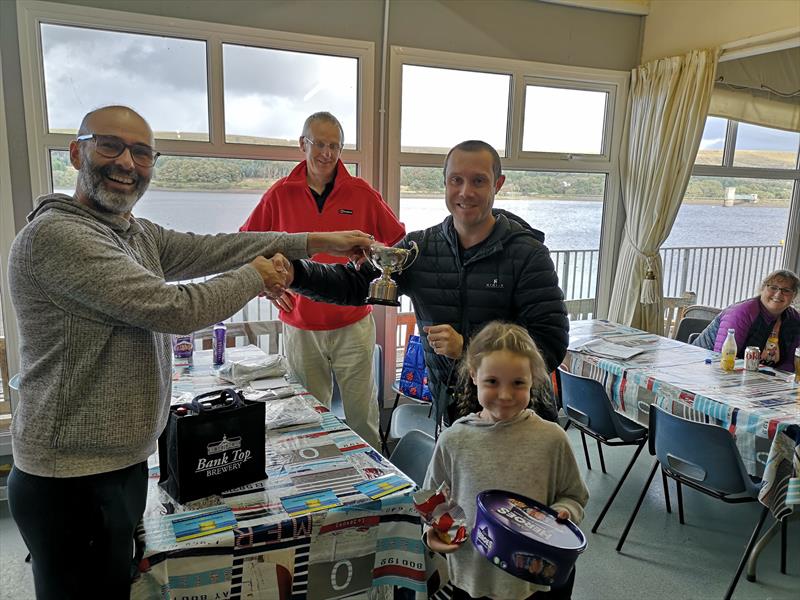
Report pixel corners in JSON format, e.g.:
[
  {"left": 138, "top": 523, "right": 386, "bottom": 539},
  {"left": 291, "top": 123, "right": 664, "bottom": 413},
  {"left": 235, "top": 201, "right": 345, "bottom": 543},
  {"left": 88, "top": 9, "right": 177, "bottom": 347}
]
[{"left": 241, "top": 112, "right": 405, "bottom": 449}]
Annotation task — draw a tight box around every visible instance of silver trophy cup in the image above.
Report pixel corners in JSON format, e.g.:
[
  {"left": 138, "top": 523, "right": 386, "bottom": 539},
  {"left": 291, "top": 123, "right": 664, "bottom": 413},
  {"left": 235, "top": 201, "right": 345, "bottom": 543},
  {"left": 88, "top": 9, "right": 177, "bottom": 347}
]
[{"left": 366, "top": 242, "right": 419, "bottom": 306}]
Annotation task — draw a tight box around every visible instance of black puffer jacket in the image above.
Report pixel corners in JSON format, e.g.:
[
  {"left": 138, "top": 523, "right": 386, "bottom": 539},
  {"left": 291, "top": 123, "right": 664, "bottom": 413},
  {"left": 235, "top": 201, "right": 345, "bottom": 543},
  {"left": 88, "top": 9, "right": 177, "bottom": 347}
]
[{"left": 292, "top": 209, "right": 569, "bottom": 418}]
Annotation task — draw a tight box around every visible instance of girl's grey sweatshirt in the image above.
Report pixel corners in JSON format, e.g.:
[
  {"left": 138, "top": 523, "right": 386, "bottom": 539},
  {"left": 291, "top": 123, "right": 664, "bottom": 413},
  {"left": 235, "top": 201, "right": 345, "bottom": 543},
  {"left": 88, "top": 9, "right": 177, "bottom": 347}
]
[
  {"left": 424, "top": 409, "right": 589, "bottom": 600},
  {"left": 8, "top": 194, "right": 309, "bottom": 478}
]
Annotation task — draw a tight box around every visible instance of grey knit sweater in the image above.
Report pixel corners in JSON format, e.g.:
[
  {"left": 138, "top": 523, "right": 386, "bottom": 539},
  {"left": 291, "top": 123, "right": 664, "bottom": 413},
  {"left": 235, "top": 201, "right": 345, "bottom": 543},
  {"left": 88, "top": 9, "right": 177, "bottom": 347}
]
[
  {"left": 424, "top": 410, "right": 589, "bottom": 600},
  {"left": 8, "top": 194, "right": 309, "bottom": 478}
]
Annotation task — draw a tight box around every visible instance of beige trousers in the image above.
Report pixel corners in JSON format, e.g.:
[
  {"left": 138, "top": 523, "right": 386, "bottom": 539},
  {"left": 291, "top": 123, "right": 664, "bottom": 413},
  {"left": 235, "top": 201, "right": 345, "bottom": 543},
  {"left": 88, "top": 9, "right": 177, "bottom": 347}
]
[{"left": 283, "top": 314, "right": 381, "bottom": 449}]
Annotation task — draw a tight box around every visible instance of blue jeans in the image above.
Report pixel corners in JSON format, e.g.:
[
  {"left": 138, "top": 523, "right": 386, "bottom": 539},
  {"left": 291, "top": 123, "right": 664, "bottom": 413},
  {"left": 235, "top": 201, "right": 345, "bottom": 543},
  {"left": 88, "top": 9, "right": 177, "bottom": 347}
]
[{"left": 8, "top": 461, "right": 148, "bottom": 600}]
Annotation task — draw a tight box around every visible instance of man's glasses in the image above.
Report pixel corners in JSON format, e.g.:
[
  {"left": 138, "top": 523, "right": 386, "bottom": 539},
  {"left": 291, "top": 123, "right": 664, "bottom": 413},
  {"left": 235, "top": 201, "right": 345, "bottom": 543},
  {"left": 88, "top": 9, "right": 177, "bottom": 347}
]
[
  {"left": 76, "top": 134, "right": 160, "bottom": 167},
  {"left": 765, "top": 284, "right": 795, "bottom": 296},
  {"left": 304, "top": 136, "right": 342, "bottom": 153}
]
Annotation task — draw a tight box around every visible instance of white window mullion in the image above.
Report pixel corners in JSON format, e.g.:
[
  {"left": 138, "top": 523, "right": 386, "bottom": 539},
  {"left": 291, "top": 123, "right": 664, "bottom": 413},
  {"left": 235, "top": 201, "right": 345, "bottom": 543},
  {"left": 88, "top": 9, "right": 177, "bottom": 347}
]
[{"left": 207, "top": 34, "right": 225, "bottom": 149}]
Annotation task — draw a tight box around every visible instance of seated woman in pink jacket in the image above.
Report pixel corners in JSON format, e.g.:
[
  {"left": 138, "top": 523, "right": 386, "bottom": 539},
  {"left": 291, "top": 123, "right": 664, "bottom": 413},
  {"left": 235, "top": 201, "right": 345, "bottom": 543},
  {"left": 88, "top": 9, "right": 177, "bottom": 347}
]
[{"left": 692, "top": 269, "right": 800, "bottom": 372}]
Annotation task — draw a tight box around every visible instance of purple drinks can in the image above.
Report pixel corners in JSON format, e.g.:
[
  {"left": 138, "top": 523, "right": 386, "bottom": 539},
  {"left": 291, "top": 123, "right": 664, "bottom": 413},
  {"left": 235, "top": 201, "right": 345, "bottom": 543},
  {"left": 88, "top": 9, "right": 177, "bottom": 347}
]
[
  {"left": 744, "top": 346, "right": 760, "bottom": 371},
  {"left": 212, "top": 322, "right": 227, "bottom": 366},
  {"left": 172, "top": 333, "right": 194, "bottom": 359}
]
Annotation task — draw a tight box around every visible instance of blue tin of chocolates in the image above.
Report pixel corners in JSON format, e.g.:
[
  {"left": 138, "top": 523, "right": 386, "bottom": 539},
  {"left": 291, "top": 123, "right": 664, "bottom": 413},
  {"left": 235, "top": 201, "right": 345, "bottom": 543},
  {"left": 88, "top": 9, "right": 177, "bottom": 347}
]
[{"left": 472, "top": 490, "right": 586, "bottom": 587}]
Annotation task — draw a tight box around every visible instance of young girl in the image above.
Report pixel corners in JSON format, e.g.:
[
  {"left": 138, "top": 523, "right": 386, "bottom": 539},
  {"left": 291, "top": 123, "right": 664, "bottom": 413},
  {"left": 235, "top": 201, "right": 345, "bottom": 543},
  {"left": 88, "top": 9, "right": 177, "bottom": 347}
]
[{"left": 423, "top": 321, "right": 589, "bottom": 600}]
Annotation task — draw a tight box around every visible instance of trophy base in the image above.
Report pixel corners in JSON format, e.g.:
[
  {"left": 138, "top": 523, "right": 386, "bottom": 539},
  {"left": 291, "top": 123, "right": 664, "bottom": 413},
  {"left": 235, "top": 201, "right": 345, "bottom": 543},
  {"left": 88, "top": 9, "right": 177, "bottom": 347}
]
[
  {"left": 366, "top": 296, "right": 401, "bottom": 307},
  {"left": 367, "top": 277, "right": 400, "bottom": 307}
]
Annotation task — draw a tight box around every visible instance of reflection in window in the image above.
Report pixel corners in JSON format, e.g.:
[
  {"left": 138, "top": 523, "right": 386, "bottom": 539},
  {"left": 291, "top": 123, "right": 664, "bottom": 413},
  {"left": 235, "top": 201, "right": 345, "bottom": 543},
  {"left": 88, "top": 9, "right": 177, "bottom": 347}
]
[
  {"left": 40, "top": 23, "right": 208, "bottom": 140},
  {"left": 733, "top": 122, "right": 800, "bottom": 169},
  {"left": 522, "top": 86, "right": 607, "bottom": 154},
  {"left": 695, "top": 116, "right": 727, "bottom": 165},
  {"left": 223, "top": 44, "right": 358, "bottom": 147},
  {"left": 401, "top": 66, "right": 509, "bottom": 155}
]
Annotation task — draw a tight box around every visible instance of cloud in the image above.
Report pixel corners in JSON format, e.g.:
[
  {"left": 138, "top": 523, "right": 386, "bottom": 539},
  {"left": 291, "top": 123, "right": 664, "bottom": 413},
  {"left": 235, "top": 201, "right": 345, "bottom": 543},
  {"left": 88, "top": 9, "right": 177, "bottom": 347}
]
[{"left": 41, "top": 24, "right": 358, "bottom": 142}]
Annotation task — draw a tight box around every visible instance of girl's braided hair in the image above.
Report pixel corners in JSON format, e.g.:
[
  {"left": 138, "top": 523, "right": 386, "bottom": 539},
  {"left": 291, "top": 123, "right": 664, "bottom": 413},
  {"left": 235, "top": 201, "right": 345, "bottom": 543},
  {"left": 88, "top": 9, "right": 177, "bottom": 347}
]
[{"left": 455, "top": 321, "right": 551, "bottom": 419}]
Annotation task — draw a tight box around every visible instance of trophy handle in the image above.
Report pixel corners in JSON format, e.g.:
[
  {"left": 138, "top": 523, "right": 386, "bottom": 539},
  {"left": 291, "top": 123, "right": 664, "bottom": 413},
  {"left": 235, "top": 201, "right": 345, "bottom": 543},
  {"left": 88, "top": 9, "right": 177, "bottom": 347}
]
[{"left": 398, "top": 240, "right": 419, "bottom": 272}]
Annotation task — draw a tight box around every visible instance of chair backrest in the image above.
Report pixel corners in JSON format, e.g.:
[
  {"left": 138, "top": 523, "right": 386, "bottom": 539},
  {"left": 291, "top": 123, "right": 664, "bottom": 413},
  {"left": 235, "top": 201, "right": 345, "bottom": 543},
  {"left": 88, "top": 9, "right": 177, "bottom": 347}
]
[
  {"left": 564, "top": 298, "right": 595, "bottom": 321},
  {"left": 681, "top": 304, "right": 722, "bottom": 322},
  {"left": 557, "top": 366, "right": 642, "bottom": 442},
  {"left": 388, "top": 429, "right": 436, "bottom": 487},
  {"left": 648, "top": 405, "right": 759, "bottom": 497},
  {"left": 663, "top": 291, "right": 698, "bottom": 338},
  {"left": 674, "top": 316, "right": 714, "bottom": 343},
  {"left": 196, "top": 320, "right": 284, "bottom": 354}
]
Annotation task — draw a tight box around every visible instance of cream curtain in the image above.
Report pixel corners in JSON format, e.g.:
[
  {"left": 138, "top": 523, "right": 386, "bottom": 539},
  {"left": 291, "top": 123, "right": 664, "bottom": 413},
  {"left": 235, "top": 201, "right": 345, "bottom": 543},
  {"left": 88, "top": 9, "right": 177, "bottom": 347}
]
[{"left": 607, "top": 48, "right": 720, "bottom": 334}]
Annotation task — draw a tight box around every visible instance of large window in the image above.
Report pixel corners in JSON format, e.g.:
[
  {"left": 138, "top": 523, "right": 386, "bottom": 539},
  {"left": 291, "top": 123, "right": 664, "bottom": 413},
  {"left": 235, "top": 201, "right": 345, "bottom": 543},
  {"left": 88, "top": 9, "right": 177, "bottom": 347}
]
[
  {"left": 390, "top": 48, "right": 627, "bottom": 318},
  {"left": 666, "top": 117, "right": 800, "bottom": 307},
  {"left": 17, "top": 2, "right": 374, "bottom": 361},
  {"left": 19, "top": 2, "right": 374, "bottom": 224}
]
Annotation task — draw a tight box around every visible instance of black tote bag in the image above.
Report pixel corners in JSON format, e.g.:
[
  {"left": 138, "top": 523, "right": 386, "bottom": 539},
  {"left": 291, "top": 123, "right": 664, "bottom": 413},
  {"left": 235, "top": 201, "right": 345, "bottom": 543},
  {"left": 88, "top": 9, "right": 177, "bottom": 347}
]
[{"left": 158, "top": 388, "right": 266, "bottom": 503}]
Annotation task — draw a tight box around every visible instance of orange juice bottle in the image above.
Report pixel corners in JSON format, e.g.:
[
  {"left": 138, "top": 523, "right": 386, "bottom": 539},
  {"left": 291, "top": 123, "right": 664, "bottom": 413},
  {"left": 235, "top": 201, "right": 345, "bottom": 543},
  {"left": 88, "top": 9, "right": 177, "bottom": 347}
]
[{"left": 720, "top": 329, "right": 737, "bottom": 372}]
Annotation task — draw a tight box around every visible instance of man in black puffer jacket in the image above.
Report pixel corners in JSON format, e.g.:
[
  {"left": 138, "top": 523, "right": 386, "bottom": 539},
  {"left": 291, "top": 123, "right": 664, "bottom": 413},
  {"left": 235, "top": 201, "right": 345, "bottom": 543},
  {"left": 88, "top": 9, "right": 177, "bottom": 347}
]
[{"left": 290, "top": 140, "right": 569, "bottom": 426}]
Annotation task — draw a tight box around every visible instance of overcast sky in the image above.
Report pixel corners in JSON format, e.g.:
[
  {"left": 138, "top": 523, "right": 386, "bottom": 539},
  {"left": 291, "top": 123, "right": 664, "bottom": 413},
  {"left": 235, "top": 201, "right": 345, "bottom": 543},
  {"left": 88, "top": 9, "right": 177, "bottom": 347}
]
[{"left": 42, "top": 23, "right": 797, "bottom": 155}]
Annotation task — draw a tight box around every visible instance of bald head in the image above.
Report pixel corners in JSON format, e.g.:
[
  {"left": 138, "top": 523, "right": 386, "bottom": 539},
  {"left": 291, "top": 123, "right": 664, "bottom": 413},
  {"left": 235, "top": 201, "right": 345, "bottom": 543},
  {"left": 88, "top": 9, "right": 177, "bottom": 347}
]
[
  {"left": 78, "top": 106, "right": 154, "bottom": 147},
  {"left": 71, "top": 105, "right": 155, "bottom": 217}
]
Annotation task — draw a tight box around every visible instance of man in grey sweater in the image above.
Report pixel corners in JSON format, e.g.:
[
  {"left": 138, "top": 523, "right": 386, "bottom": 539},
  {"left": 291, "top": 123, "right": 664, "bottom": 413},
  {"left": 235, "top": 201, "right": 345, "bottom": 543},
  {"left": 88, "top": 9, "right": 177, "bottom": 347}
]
[{"left": 6, "top": 105, "right": 373, "bottom": 599}]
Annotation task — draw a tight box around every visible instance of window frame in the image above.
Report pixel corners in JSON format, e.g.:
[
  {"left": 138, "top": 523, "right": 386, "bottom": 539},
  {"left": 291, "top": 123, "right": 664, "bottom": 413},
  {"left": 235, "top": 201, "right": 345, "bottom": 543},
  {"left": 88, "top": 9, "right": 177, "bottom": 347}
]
[
  {"left": 519, "top": 76, "right": 617, "bottom": 161},
  {"left": 17, "top": 0, "right": 375, "bottom": 199},
  {"left": 690, "top": 115, "right": 800, "bottom": 272},
  {"left": 386, "top": 45, "right": 629, "bottom": 319}
]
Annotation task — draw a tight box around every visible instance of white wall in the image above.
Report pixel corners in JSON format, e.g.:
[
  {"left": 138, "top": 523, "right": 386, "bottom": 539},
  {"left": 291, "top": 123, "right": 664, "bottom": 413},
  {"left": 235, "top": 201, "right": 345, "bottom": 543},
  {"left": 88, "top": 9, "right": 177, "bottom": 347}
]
[{"left": 641, "top": 0, "right": 800, "bottom": 62}]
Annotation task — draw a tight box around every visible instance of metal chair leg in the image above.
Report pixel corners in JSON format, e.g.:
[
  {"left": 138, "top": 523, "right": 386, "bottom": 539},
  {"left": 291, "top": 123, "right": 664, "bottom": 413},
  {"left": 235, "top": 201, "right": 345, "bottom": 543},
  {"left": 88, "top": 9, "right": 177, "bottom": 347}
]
[
  {"left": 661, "top": 468, "right": 671, "bottom": 514},
  {"left": 780, "top": 518, "right": 787, "bottom": 574},
  {"left": 591, "top": 439, "right": 646, "bottom": 533},
  {"left": 616, "top": 459, "right": 659, "bottom": 552},
  {"left": 579, "top": 431, "right": 592, "bottom": 470},
  {"left": 724, "top": 506, "right": 769, "bottom": 600},
  {"left": 380, "top": 392, "right": 403, "bottom": 455},
  {"left": 597, "top": 440, "right": 607, "bottom": 474},
  {"left": 677, "top": 481, "right": 685, "bottom": 525}
]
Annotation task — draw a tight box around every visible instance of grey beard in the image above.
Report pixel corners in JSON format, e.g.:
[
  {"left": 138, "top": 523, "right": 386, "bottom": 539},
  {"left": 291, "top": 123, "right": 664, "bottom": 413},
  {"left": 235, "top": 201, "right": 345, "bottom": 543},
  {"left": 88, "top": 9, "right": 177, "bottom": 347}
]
[{"left": 78, "top": 162, "right": 148, "bottom": 215}]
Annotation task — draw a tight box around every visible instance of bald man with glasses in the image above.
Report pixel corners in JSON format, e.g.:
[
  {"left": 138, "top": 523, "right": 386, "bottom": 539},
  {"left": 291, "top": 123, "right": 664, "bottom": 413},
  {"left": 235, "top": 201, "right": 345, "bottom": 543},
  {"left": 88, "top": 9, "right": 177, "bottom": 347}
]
[
  {"left": 6, "top": 105, "right": 373, "bottom": 599},
  {"left": 241, "top": 112, "right": 405, "bottom": 450}
]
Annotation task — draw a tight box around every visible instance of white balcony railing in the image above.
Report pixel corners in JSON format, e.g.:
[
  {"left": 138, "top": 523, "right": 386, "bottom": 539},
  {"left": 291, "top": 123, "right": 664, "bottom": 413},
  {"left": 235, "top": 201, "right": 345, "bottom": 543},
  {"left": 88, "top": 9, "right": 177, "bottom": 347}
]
[
  {"left": 221, "top": 244, "right": 785, "bottom": 377},
  {"left": 550, "top": 244, "right": 784, "bottom": 308}
]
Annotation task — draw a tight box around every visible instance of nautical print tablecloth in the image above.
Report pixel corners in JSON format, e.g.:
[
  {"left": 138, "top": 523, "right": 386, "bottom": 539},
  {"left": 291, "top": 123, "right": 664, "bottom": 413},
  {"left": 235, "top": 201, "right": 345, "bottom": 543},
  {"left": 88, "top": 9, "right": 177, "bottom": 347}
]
[
  {"left": 565, "top": 320, "right": 800, "bottom": 517},
  {"left": 131, "top": 349, "right": 425, "bottom": 599}
]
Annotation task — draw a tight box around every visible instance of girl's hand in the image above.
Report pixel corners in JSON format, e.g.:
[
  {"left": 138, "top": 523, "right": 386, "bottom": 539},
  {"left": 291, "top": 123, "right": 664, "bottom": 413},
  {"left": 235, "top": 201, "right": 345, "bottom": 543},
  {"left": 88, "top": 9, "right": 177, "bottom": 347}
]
[
  {"left": 426, "top": 528, "right": 461, "bottom": 554},
  {"left": 555, "top": 509, "right": 571, "bottom": 522}
]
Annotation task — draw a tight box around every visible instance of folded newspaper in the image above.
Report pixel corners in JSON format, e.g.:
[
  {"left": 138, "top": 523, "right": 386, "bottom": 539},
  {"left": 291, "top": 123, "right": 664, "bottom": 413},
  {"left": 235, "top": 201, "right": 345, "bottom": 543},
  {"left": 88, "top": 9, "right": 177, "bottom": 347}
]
[{"left": 573, "top": 338, "right": 645, "bottom": 360}]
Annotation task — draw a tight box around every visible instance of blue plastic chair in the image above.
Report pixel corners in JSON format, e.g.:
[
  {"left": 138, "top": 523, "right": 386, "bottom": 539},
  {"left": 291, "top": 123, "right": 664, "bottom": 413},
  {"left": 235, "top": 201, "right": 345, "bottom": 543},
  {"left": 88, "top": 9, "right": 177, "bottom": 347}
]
[
  {"left": 558, "top": 366, "right": 655, "bottom": 534},
  {"left": 616, "top": 405, "right": 785, "bottom": 600},
  {"left": 388, "top": 402, "right": 437, "bottom": 441},
  {"left": 674, "top": 316, "right": 714, "bottom": 343},
  {"left": 388, "top": 429, "right": 436, "bottom": 488}
]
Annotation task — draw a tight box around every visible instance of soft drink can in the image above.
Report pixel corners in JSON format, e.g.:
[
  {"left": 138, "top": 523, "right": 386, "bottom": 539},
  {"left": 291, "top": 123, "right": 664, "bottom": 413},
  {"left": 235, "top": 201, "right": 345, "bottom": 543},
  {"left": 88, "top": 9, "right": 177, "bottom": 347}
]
[{"left": 744, "top": 346, "right": 760, "bottom": 371}]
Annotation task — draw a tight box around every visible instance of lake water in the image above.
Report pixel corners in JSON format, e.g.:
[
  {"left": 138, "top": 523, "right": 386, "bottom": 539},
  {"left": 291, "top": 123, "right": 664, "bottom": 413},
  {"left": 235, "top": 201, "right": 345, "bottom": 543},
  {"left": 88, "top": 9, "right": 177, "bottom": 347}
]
[{"left": 105, "top": 188, "right": 790, "bottom": 251}]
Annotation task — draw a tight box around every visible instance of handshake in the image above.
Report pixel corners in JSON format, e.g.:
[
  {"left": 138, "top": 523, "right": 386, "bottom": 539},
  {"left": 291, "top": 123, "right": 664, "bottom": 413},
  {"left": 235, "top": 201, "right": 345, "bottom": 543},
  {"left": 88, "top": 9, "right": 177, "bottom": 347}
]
[{"left": 249, "top": 230, "right": 377, "bottom": 303}]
